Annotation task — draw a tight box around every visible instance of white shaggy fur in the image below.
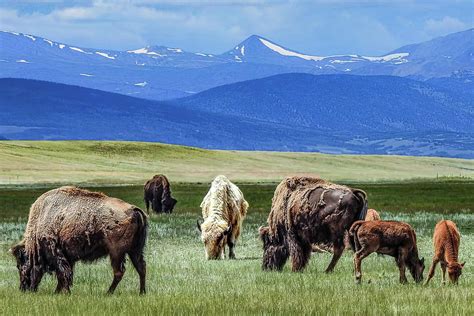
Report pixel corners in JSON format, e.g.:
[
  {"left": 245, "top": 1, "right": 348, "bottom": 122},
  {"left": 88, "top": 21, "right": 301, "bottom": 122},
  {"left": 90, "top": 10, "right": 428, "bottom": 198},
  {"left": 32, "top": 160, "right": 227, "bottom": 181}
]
[{"left": 199, "top": 175, "right": 248, "bottom": 259}]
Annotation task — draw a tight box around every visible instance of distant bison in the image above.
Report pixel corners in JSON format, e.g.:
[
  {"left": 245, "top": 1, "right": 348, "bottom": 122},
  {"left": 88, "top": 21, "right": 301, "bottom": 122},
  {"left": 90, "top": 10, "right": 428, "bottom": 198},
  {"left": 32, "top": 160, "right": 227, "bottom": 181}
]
[
  {"left": 144, "top": 174, "right": 177, "bottom": 214},
  {"left": 365, "top": 209, "right": 381, "bottom": 221},
  {"left": 425, "top": 220, "right": 465, "bottom": 284},
  {"left": 349, "top": 220, "right": 424, "bottom": 284},
  {"left": 10, "top": 186, "right": 147, "bottom": 294},
  {"left": 259, "top": 176, "right": 367, "bottom": 272},
  {"left": 197, "top": 175, "right": 249, "bottom": 260}
]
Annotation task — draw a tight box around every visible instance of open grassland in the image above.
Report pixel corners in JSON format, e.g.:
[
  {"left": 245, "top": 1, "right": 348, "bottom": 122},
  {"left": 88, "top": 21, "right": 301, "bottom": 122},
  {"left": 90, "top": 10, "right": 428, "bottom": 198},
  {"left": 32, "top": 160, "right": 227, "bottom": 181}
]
[
  {"left": 0, "top": 183, "right": 473, "bottom": 315},
  {"left": 1, "top": 141, "right": 474, "bottom": 186}
]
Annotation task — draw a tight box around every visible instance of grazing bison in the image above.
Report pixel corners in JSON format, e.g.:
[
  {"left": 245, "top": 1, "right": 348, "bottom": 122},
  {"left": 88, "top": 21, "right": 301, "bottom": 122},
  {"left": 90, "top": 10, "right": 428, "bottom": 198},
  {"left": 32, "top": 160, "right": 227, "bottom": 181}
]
[
  {"left": 425, "top": 220, "right": 465, "bottom": 284},
  {"left": 349, "top": 220, "right": 424, "bottom": 284},
  {"left": 144, "top": 174, "right": 177, "bottom": 214},
  {"left": 365, "top": 209, "right": 381, "bottom": 221},
  {"left": 197, "top": 175, "right": 249, "bottom": 260},
  {"left": 259, "top": 176, "right": 367, "bottom": 272},
  {"left": 10, "top": 186, "right": 147, "bottom": 294}
]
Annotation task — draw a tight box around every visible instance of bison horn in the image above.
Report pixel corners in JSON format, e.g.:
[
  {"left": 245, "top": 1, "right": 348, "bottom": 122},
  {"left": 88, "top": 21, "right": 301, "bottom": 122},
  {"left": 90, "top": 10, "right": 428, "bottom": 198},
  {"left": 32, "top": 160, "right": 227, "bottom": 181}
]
[{"left": 196, "top": 219, "right": 203, "bottom": 232}]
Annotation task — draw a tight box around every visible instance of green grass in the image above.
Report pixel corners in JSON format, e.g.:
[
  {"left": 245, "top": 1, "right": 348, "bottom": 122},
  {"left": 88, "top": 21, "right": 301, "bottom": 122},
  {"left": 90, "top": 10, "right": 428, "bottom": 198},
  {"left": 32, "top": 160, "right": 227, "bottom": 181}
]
[
  {"left": 1, "top": 141, "right": 474, "bottom": 314},
  {"left": 1, "top": 141, "right": 474, "bottom": 186},
  {"left": 0, "top": 184, "right": 473, "bottom": 315}
]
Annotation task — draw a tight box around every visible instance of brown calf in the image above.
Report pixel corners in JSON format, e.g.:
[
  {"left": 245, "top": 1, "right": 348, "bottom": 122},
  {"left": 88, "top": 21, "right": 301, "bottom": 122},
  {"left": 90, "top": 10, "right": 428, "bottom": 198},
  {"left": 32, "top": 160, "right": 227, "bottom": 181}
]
[
  {"left": 349, "top": 220, "right": 425, "bottom": 284},
  {"left": 425, "top": 220, "right": 465, "bottom": 284}
]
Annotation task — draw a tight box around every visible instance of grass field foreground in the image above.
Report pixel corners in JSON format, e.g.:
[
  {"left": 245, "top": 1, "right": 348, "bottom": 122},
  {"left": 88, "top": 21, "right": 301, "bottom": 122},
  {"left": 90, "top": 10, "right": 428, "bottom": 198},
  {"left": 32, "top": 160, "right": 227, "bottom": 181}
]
[{"left": 0, "top": 183, "right": 473, "bottom": 314}]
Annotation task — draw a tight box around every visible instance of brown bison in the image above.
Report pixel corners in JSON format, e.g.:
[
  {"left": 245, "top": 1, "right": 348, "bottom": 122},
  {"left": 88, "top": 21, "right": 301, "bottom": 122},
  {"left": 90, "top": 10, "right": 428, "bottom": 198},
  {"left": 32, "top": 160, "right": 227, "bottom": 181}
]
[
  {"left": 144, "top": 174, "right": 177, "bottom": 214},
  {"left": 349, "top": 220, "right": 425, "bottom": 284},
  {"left": 259, "top": 176, "right": 367, "bottom": 272},
  {"left": 365, "top": 209, "right": 381, "bottom": 221},
  {"left": 425, "top": 220, "right": 465, "bottom": 284},
  {"left": 197, "top": 175, "right": 248, "bottom": 260},
  {"left": 10, "top": 186, "right": 147, "bottom": 294}
]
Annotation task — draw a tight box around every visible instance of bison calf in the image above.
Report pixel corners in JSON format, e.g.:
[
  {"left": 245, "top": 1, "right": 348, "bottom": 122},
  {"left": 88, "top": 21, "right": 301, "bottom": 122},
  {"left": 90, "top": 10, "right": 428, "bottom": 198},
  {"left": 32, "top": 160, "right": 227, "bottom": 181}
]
[
  {"left": 425, "top": 220, "right": 465, "bottom": 285},
  {"left": 10, "top": 186, "right": 148, "bottom": 294},
  {"left": 349, "top": 220, "right": 425, "bottom": 284}
]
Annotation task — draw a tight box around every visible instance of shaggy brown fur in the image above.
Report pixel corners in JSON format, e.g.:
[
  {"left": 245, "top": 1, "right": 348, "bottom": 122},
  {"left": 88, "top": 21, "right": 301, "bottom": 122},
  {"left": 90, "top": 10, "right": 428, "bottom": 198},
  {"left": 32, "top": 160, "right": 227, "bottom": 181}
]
[
  {"left": 10, "top": 186, "right": 148, "bottom": 294},
  {"left": 198, "top": 175, "right": 248, "bottom": 260},
  {"left": 259, "top": 176, "right": 367, "bottom": 272},
  {"left": 144, "top": 174, "right": 177, "bottom": 214},
  {"left": 425, "top": 220, "right": 465, "bottom": 284},
  {"left": 349, "top": 220, "right": 425, "bottom": 284},
  {"left": 365, "top": 209, "right": 381, "bottom": 221}
]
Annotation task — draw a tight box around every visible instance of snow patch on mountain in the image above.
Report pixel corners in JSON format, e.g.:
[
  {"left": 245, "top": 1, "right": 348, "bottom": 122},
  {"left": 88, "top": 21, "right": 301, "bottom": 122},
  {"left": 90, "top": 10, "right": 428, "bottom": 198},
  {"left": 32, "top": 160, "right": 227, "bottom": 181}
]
[
  {"left": 95, "top": 52, "right": 115, "bottom": 59},
  {"left": 43, "top": 39, "right": 53, "bottom": 46},
  {"left": 259, "top": 38, "right": 324, "bottom": 61},
  {"left": 70, "top": 47, "right": 91, "bottom": 54},
  {"left": 24, "top": 34, "right": 36, "bottom": 41},
  {"left": 363, "top": 53, "right": 409, "bottom": 62},
  {"left": 134, "top": 81, "right": 148, "bottom": 87},
  {"left": 80, "top": 73, "right": 94, "bottom": 77},
  {"left": 167, "top": 48, "right": 183, "bottom": 53},
  {"left": 16, "top": 60, "right": 30, "bottom": 63}
]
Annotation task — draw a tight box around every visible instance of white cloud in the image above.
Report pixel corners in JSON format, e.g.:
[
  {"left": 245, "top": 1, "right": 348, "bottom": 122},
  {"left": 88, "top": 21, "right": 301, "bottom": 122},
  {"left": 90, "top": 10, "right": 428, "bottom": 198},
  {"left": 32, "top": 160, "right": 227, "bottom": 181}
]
[{"left": 424, "top": 16, "right": 467, "bottom": 36}]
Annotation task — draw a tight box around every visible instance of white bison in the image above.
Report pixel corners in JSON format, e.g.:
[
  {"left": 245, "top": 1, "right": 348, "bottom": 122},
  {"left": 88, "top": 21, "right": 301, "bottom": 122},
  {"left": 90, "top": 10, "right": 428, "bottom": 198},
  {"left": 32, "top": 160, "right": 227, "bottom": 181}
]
[{"left": 197, "top": 175, "right": 249, "bottom": 259}]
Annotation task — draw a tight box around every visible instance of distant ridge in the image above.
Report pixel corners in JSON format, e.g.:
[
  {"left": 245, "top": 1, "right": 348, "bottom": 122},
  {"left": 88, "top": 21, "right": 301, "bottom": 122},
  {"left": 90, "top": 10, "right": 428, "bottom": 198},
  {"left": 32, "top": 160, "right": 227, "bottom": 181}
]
[{"left": 1, "top": 76, "right": 473, "bottom": 158}]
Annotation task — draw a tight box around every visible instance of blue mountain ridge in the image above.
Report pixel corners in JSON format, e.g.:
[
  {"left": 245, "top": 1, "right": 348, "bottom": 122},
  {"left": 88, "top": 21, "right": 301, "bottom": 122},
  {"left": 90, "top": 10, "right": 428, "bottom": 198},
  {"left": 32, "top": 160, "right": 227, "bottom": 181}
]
[
  {"left": 1, "top": 29, "right": 472, "bottom": 100},
  {"left": 1, "top": 76, "right": 473, "bottom": 158}
]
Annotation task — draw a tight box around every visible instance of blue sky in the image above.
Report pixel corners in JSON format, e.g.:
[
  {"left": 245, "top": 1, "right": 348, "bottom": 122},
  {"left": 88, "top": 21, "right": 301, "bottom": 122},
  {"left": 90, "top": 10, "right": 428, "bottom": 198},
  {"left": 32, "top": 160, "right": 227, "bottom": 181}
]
[{"left": 0, "top": 1, "right": 472, "bottom": 55}]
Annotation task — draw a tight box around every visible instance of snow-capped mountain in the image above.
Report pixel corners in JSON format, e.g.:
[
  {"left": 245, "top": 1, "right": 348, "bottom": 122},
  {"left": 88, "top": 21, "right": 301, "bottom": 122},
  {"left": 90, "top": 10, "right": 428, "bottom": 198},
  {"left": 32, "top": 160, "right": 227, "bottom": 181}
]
[
  {"left": 223, "top": 34, "right": 410, "bottom": 71},
  {"left": 0, "top": 29, "right": 472, "bottom": 100}
]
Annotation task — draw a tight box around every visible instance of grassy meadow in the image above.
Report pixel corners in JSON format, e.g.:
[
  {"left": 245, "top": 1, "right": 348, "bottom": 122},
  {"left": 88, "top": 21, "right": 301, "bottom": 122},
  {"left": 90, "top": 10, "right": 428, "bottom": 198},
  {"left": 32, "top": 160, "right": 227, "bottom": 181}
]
[
  {"left": 0, "top": 141, "right": 473, "bottom": 314},
  {"left": 1, "top": 141, "right": 474, "bottom": 186}
]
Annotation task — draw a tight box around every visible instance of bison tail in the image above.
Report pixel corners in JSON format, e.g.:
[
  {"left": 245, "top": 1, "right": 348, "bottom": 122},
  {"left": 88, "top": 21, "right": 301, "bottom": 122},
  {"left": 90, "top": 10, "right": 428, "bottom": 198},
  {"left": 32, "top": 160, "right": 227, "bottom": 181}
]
[
  {"left": 132, "top": 208, "right": 148, "bottom": 254},
  {"left": 353, "top": 189, "right": 368, "bottom": 221},
  {"left": 348, "top": 220, "right": 365, "bottom": 252}
]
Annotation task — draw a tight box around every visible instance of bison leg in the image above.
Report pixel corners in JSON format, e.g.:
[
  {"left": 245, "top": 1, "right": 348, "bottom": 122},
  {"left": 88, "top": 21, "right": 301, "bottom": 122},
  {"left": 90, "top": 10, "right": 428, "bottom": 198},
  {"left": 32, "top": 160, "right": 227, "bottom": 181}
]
[
  {"left": 425, "top": 258, "right": 439, "bottom": 285},
  {"left": 55, "top": 257, "right": 73, "bottom": 294},
  {"left": 288, "top": 234, "right": 312, "bottom": 272},
  {"left": 325, "top": 243, "right": 344, "bottom": 273},
  {"left": 440, "top": 261, "right": 447, "bottom": 284},
  {"left": 354, "top": 247, "right": 372, "bottom": 284},
  {"left": 228, "top": 225, "right": 240, "bottom": 260},
  {"left": 396, "top": 250, "right": 409, "bottom": 284},
  {"left": 107, "top": 254, "right": 126, "bottom": 294},
  {"left": 30, "top": 265, "right": 45, "bottom": 292},
  {"left": 144, "top": 199, "right": 150, "bottom": 215},
  {"left": 129, "top": 252, "right": 147, "bottom": 295}
]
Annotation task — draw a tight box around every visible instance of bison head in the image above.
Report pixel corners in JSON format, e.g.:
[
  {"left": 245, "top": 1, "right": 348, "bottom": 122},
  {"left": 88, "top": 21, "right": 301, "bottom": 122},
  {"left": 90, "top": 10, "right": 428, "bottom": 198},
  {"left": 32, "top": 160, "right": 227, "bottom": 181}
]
[
  {"left": 447, "top": 262, "right": 465, "bottom": 284},
  {"left": 197, "top": 219, "right": 231, "bottom": 260},
  {"left": 408, "top": 256, "right": 425, "bottom": 283},
  {"left": 162, "top": 197, "right": 177, "bottom": 214},
  {"left": 10, "top": 243, "right": 31, "bottom": 291}
]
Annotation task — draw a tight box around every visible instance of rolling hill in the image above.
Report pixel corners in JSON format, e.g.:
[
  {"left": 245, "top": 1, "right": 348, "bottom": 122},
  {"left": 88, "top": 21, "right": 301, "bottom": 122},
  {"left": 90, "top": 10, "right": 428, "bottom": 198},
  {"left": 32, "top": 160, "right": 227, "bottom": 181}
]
[{"left": 1, "top": 141, "right": 473, "bottom": 186}]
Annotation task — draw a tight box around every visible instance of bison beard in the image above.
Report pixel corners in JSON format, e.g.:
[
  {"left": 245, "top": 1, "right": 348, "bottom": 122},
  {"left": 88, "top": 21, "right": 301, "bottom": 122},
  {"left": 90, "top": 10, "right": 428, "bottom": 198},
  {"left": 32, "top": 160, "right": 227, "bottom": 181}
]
[
  {"left": 260, "top": 177, "right": 367, "bottom": 272},
  {"left": 10, "top": 186, "right": 148, "bottom": 294}
]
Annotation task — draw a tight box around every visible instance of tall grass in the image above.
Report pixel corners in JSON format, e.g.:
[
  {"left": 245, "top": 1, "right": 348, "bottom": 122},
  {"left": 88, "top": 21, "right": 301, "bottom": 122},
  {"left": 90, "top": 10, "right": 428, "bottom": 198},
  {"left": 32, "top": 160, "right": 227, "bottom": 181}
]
[{"left": 0, "top": 184, "right": 473, "bottom": 314}]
